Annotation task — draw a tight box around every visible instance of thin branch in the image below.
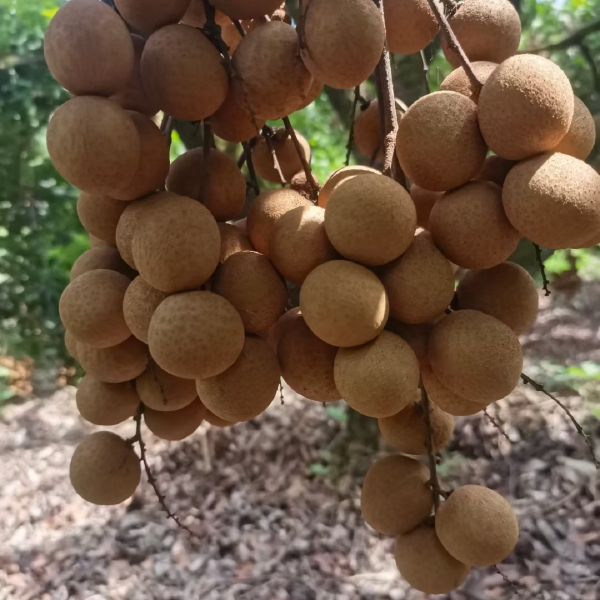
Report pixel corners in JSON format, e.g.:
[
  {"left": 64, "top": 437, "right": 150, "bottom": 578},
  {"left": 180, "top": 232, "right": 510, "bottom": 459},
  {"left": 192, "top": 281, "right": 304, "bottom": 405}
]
[
  {"left": 160, "top": 114, "right": 174, "bottom": 147},
  {"left": 483, "top": 409, "right": 512, "bottom": 443},
  {"left": 526, "top": 18, "right": 600, "bottom": 53},
  {"left": 492, "top": 565, "right": 525, "bottom": 598},
  {"left": 345, "top": 86, "right": 361, "bottom": 167},
  {"left": 242, "top": 140, "right": 260, "bottom": 196},
  {"left": 521, "top": 373, "right": 600, "bottom": 469},
  {"left": 533, "top": 242, "right": 551, "bottom": 297},
  {"left": 420, "top": 50, "right": 431, "bottom": 94},
  {"left": 261, "top": 126, "right": 287, "bottom": 185},
  {"left": 231, "top": 18, "right": 246, "bottom": 38},
  {"left": 282, "top": 116, "right": 318, "bottom": 201},
  {"left": 237, "top": 150, "right": 247, "bottom": 169},
  {"left": 580, "top": 43, "right": 600, "bottom": 96},
  {"left": 421, "top": 385, "right": 442, "bottom": 512},
  {"left": 440, "top": 0, "right": 458, "bottom": 17},
  {"left": 199, "top": 119, "right": 212, "bottom": 205},
  {"left": 279, "top": 382, "right": 285, "bottom": 405}
]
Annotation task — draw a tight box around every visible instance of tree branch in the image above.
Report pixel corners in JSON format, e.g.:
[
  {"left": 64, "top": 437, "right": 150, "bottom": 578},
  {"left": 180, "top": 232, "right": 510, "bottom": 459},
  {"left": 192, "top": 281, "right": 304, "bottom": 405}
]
[
  {"left": 526, "top": 19, "right": 600, "bottom": 53},
  {"left": 533, "top": 242, "right": 551, "bottom": 297},
  {"left": 580, "top": 43, "right": 600, "bottom": 96},
  {"left": 282, "top": 116, "right": 319, "bottom": 201},
  {"left": 345, "top": 86, "right": 362, "bottom": 167},
  {"left": 421, "top": 385, "right": 442, "bottom": 512},
  {"left": 483, "top": 408, "right": 512, "bottom": 443},
  {"left": 242, "top": 140, "right": 260, "bottom": 196},
  {"left": 261, "top": 126, "right": 287, "bottom": 185},
  {"left": 160, "top": 114, "right": 174, "bottom": 148}
]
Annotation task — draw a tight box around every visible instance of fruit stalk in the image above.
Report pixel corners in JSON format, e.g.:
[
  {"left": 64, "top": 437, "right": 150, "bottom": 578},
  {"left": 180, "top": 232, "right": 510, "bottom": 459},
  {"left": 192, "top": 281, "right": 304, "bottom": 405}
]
[
  {"left": 420, "top": 384, "right": 442, "bottom": 512},
  {"left": 533, "top": 243, "right": 551, "bottom": 297},
  {"left": 282, "top": 115, "right": 319, "bottom": 201},
  {"left": 345, "top": 86, "right": 362, "bottom": 167},
  {"left": 199, "top": 118, "right": 212, "bottom": 205}
]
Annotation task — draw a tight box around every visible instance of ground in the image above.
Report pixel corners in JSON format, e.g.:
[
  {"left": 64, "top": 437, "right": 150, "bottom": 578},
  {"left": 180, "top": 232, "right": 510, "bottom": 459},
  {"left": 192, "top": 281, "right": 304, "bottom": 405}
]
[{"left": 1, "top": 283, "right": 600, "bottom": 600}]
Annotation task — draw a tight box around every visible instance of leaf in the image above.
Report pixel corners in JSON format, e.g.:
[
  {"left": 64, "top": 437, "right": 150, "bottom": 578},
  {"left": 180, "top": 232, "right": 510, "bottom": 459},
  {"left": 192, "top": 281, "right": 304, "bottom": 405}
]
[{"left": 326, "top": 405, "right": 348, "bottom": 423}]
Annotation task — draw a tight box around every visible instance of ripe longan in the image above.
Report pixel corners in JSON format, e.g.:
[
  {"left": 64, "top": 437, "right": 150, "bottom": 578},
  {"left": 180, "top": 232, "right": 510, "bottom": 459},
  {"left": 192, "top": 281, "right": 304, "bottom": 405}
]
[
  {"left": 474, "top": 155, "right": 517, "bottom": 187},
  {"left": 396, "top": 92, "right": 487, "bottom": 191},
  {"left": 353, "top": 100, "right": 404, "bottom": 161},
  {"left": 318, "top": 166, "right": 380, "bottom": 209},
  {"left": 436, "top": 485, "right": 519, "bottom": 567},
  {"left": 77, "top": 337, "right": 149, "bottom": 383},
  {"left": 65, "top": 330, "right": 80, "bottom": 361},
  {"left": 136, "top": 362, "right": 197, "bottom": 412},
  {"left": 114, "top": 0, "right": 191, "bottom": 35},
  {"left": 89, "top": 234, "right": 113, "bottom": 249},
  {"left": 76, "top": 375, "right": 140, "bottom": 426},
  {"left": 409, "top": 185, "right": 440, "bottom": 230},
  {"left": 422, "top": 367, "right": 487, "bottom": 417},
  {"left": 300, "top": 260, "right": 389, "bottom": 347},
  {"left": 384, "top": 0, "right": 438, "bottom": 55},
  {"left": 218, "top": 223, "right": 254, "bottom": 263},
  {"left": 77, "top": 193, "right": 127, "bottom": 246},
  {"left": 210, "top": 0, "right": 283, "bottom": 20},
  {"left": 144, "top": 398, "right": 206, "bottom": 441},
  {"left": 70, "top": 247, "right": 133, "bottom": 281},
  {"left": 70, "top": 431, "right": 140, "bottom": 505},
  {"left": 262, "top": 307, "right": 302, "bottom": 351},
  {"left": 167, "top": 148, "right": 246, "bottom": 221},
  {"left": 123, "top": 277, "right": 167, "bottom": 344},
  {"left": 297, "top": 77, "right": 324, "bottom": 110},
  {"left": 361, "top": 455, "right": 433, "bottom": 536},
  {"left": 204, "top": 408, "right": 236, "bottom": 428},
  {"left": 385, "top": 320, "right": 431, "bottom": 370},
  {"left": 212, "top": 88, "right": 265, "bottom": 143},
  {"left": 552, "top": 97, "right": 596, "bottom": 160},
  {"left": 180, "top": 0, "right": 230, "bottom": 27},
  {"left": 148, "top": 291, "right": 245, "bottom": 380},
  {"left": 439, "top": 61, "right": 498, "bottom": 103}
]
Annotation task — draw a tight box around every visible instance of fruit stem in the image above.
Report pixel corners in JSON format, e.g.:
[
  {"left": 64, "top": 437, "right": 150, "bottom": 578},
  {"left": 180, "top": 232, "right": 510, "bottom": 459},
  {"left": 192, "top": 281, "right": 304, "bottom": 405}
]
[
  {"left": 419, "top": 50, "right": 431, "bottom": 94},
  {"left": 344, "top": 86, "right": 361, "bottom": 167},
  {"left": 242, "top": 140, "right": 261, "bottom": 196},
  {"left": 420, "top": 384, "right": 442, "bottom": 512},
  {"left": 483, "top": 408, "right": 512, "bottom": 443},
  {"left": 533, "top": 242, "right": 551, "bottom": 297},
  {"left": 159, "top": 114, "right": 174, "bottom": 148},
  {"left": 282, "top": 116, "right": 319, "bottom": 201},
  {"left": 261, "top": 125, "right": 287, "bottom": 186},
  {"left": 199, "top": 118, "right": 212, "bottom": 205}
]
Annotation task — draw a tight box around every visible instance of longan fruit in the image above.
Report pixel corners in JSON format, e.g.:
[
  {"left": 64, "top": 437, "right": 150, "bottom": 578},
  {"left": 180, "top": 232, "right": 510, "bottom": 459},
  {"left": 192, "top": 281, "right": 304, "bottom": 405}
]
[
  {"left": 474, "top": 155, "right": 517, "bottom": 187},
  {"left": 148, "top": 291, "right": 245, "bottom": 380},
  {"left": 439, "top": 61, "right": 498, "bottom": 103},
  {"left": 422, "top": 367, "right": 487, "bottom": 417},
  {"left": 218, "top": 223, "right": 254, "bottom": 264},
  {"left": 353, "top": 100, "right": 404, "bottom": 161},
  {"left": 136, "top": 362, "right": 197, "bottom": 412},
  {"left": 89, "top": 234, "right": 113, "bottom": 249},
  {"left": 180, "top": 0, "right": 229, "bottom": 27},
  {"left": 384, "top": 0, "right": 438, "bottom": 55},
  {"left": 44, "top": 0, "right": 134, "bottom": 96},
  {"left": 317, "top": 165, "right": 381, "bottom": 209},
  {"left": 204, "top": 407, "right": 236, "bottom": 428},
  {"left": 77, "top": 193, "right": 127, "bottom": 245},
  {"left": 300, "top": 260, "right": 389, "bottom": 347},
  {"left": 385, "top": 320, "right": 431, "bottom": 370},
  {"left": 290, "top": 170, "right": 321, "bottom": 201},
  {"left": 361, "top": 455, "right": 433, "bottom": 536},
  {"left": 123, "top": 276, "right": 167, "bottom": 343},
  {"left": 114, "top": 0, "right": 192, "bottom": 35},
  {"left": 65, "top": 330, "right": 80, "bottom": 361},
  {"left": 436, "top": 485, "right": 519, "bottom": 567},
  {"left": 70, "top": 247, "right": 134, "bottom": 281},
  {"left": 59, "top": 269, "right": 131, "bottom": 348},
  {"left": 262, "top": 307, "right": 302, "bottom": 351},
  {"left": 409, "top": 185, "right": 440, "bottom": 230},
  {"left": 212, "top": 89, "right": 265, "bottom": 143},
  {"left": 76, "top": 375, "right": 140, "bottom": 426},
  {"left": 296, "top": 77, "right": 324, "bottom": 110},
  {"left": 70, "top": 431, "right": 140, "bottom": 505},
  {"left": 166, "top": 148, "right": 246, "bottom": 221},
  {"left": 552, "top": 97, "right": 596, "bottom": 160},
  {"left": 144, "top": 398, "right": 206, "bottom": 441},
  {"left": 210, "top": 0, "right": 283, "bottom": 20}
]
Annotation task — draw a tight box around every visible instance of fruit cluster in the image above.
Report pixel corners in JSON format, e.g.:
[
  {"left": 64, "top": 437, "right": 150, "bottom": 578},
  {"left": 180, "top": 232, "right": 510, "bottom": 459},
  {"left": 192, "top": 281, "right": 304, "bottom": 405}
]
[{"left": 44, "top": 0, "right": 598, "bottom": 595}]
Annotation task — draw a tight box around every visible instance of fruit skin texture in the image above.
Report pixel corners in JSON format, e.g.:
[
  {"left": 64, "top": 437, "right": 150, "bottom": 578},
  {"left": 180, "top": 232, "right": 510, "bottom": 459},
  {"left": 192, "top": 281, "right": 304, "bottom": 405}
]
[
  {"left": 167, "top": 148, "right": 246, "bottom": 221},
  {"left": 77, "top": 193, "right": 127, "bottom": 246},
  {"left": 334, "top": 331, "right": 419, "bottom": 418},
  {"left": 212, "top": 88, "right": 265, "bottom": 143},
  {"left": 60, "top": 269, "right": 131, "bottom": 348},
  {"left": 395, "top": 525, "right": 470, "bottom": 594},
  {"left": 76, "top": 375, "right": 140, "bottom": 426},
  {"left": 380, "top": 232, "right": 455, "bottom": 324},
  {"left": 232, "top": 22, "right": 313, "bottom": 120},
  {"left": 474, "top": 155, "right": 517, "bottom": 187},
  {"left": 379, "top": 397, "right": 454, "bottom": 455},
  {"left": 44, "top": 0, "right": 134, "bottom": 96},
  {"left": 123, "top": 276, "right": 167, "bottom": 344},
  {"left": 247, "top": 189, "right": 313, "bottom": 256},
  {"left": 77, "top": 337, "right": 149, "bottom": 383},
  {"left": 442, "top": 0, "right": 521, "bottom": 67},
  {"left": 141, "top": 25, "right": 228, "bottom": 121},
  {"left": 196, "top": 336, "right": 280, "bottom": 423},
  {"left": 318, "top": 166, "right": 380, "bottom": 209},
  {"left": 300, "top": 260, "right": 389, "bottom": 348},
  {"left": 252, "top": 129, "right": 312, "bottom": 183},
  {"left": 114, "top": 0, "right": 192, "bottom": 35},
  {"left": 457, "top": 262, "right": 539, "bottom": 335},
  {"left": 353, "top": 100, "right": 404, "bottom": 161},
  {"left": 361, "top": 455, "right": 433, "bottom": 536},
  {"left": 430, "top": 181, "right": 521, "bottom": 269},
  {"left": 422, "top": 366, "right": 487, "bottom": 416},
  {"left": 213, "top": 251, "right": 288, "bottom": 334},
  {"left": 148, "top": 291, "right": 245, "bottom": 380},
  {"left": 439, "top": 61, "right": 497, "bottom": 103},
  {"left": 210, "top": 0, "right": 283, "bottom": 19},
  {"left": 132, "top": 194, "right": 220, "bottom": 294},
  {"left": 70, "top": 431, "right": 141, "bottom": 505},
  {"left": 218, "top": 223, "right": 254, "bottom": 263},
  {"left": 428, "top": 310, "right": 523, "bottom": 402},
  {"left": 436, "top": 485, "right": 519, "bottom": 567},
  {"left": 396, "top": 92, "right": 486, "bottom": 192},
  {"left": 70, "top": 247, "right": 133, "bottom": 281},
  {"left": 144, "top": 398, "right": 206, "bottom": 441},
  {"left": 277, "top": 314, "right": 341, "bottom": 402},
  {"left": 478, "top": 55, "right": 574, "bottom": 160},
  {"left": 136, "top": 363, "right": 197, "bottom": 412},
  {"left": 409, "top": 185, "right": 440, "bottom": 230},
  {"left": 301, "top": 0, "right": 385, "bottom": 90},
  {"left": 503, "top": 153, "right": 600, "bottom": 249},
  {"left": 270, "top": 205, "right": 338, "bottom": 285},
  {"left": 385, "top": 320, "right": 431, "bottom": 370},
  {"left": 47, "top": 97, "right": 140, "bottom": 196},
  {"left": 384, "top": 0, "right": 437, "bottom": 55},
  {"left": 552, "top": 97, "right": 596, "bottom": 160},
  {"left": 324, "top": 174, "right": 416, "bottom": 266}
]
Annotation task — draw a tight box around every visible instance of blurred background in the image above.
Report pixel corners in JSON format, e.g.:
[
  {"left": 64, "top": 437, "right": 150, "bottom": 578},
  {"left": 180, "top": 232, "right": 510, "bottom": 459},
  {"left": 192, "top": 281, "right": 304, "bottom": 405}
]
[{"left": 1, "top": 1, "right": 600, "bottom": 599}]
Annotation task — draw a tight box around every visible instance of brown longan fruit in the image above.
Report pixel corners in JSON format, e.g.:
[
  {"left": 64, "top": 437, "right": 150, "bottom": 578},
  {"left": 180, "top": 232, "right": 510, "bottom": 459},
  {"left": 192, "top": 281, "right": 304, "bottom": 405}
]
[
  {"left": 277, "top": 314, "right": 341, "bottom": 402},
  {"left": 439, "top": 61, "right": 498, "bottom": 103},
  {"left": 442, "top": 0, "right": 521, "bottom": 67},
  {"left": 430, "top": 181, "right": 521, "bottom": 269},
  {"left": 77, "top": 193, "right": 127, "bottom": 245},
  {"left": 246, "top": 189, "right": 312, "bottom": 256},
  {"left": 114, "top": 0, "right": 191, "bottom": 35},
  {"left": 380, "top": 232, "right": 455, "bottom": 324},
  {"left": 552, "top": 97, "right": 596, "bottom": 160},
  {"left": 70, "top": 432, "right": 140, "bottom": 505},
  {"left": 325, "top": 174, "right": 416, "bottom": 266},
  {"left": 123, "top": 276, "right": 167, "bottom": 343},
  {"left": 166, "top": 148, "right": 246, "bottom": 221},
  {"left": 379, "top": 396, "right": 454, "bottom": 455},
  {"left": 385, "top": 320, "right": 431, "bottom": 370},
  {"left": 218, "top": 223, "right": 254, "bottom": 264},
  {"left": 262, "top": 307, "right": 302, "bottom": 351},
  {"left": 70, "top": 247, "right": 134, "bottom": 281},
  {"left": 76, "top": 375, "right": 140, "bottom": 426},
  {"left": 503, "top": 153, "right": 600, "bottom": 249},
  {"left": 422, "top": 367, "right": 487, "bottom": 417},
  {"left": 213, "top": 251, "right": 288, "bottom": 334},
  {"left": 456, "top": 262, "right": 539, "bottom": 334},
  {"left": 353, "top": 100, "right": 404, "bottom": 161},
  {"left": 301, "top": 0, "right": 385, "bottom": 90},
  {"left": 132, "top": 194, "right": 220, "bottom": 294},
  {"left": 300, "top": 260, "right": 389, "bottom": 347},
  {"left": 270, "top": 205, "right": 338, "bottom": 285},
  {"left": 384, "top": 0, "right": 437, "bottom": 55},
  {"left": 296, "top": 77, "right": 324, "bottom": 110},
  {"left": 478, "top": 54, "right": 574, "bottom": 160},
  {"left": 252, "top": 128, "right": 312, "bottom": 184},
  {"left": 361, "top": 455, "right": 433, "bottom": 536},
  {"left": 212, "top": 88, "right": 265, "bottom": 143},
  {"left": 318, "top": 166, "right": 380, "bottom": 209},
  {"left": 78, "top": 337, "right": 149, "bottom": 383},
  {"left": 428, "top": 310, "right": 523, "bottom": 402},
  {"left": 65, "top": 330, "right": 80, "bottom": 361},
  {"left": 436, "top": 485, "right": 519, "bottom": 567},
  {"left": 474, "top": 155, "right": 517, "bottom": 187},
  {"left": 136, "top": 362, "right": 197, "bottom": 412},
  {"left": 59, "top": 269, "right": 131, "bottom": 348},
  {"left": 196, "top": 336, "right": 280, "bottom": 423},
  {"left": 148, "top": 291, "right": 245, "bottom": 380},
  {"left": 396, "top": 92, "right": 487, "bottom": 191},
  {"left": 409, "top": 185, "right": 440, "bottom": 230},
  {"left": 210, "top": 0, "right": 283, "bottom": 19},
  {"left": 144, "top": 398, "right": 206, "bottom": 441},
  {"left": 232, "top": 21, "right": 313, "bottom": 120},
  {"left": 204, "top": 407, "right": 236, "bottom": 428},
  {"left": 89, "top": 234, "right": 113, "bottom": 249},
  {"left": 47, "top": 97, "right": 140, "bottom": 196},
  {"left": 395, "top": 525, "right": 470, "bottom": 594},
  {"left": 334, "top": 331, "right": 419, "bottom": 418},
  {"left": 44, "top": 0, "right": 134, "bottom": 96},
  {"left": 180, "top": 0, "right": 230, "bottom": 27},
  {"left": 141, "top": 25, "right": 228, "bottom": 121}
]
